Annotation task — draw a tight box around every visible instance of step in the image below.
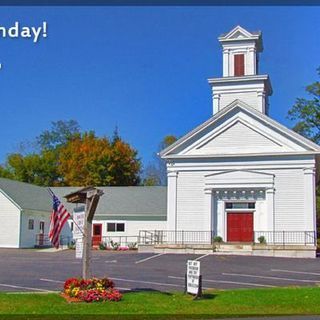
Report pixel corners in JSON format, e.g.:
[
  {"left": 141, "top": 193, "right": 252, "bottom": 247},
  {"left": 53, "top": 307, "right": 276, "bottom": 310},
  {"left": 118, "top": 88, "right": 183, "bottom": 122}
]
[{"left": 216, "top": 243, "right": 253, "bottom": 251}]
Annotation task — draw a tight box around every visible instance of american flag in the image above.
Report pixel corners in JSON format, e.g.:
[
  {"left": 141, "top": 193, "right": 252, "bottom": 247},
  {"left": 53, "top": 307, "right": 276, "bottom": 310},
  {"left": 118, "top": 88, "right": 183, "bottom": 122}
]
[{"left": 48, "top": 193, "right": 71, "bottom": 249}]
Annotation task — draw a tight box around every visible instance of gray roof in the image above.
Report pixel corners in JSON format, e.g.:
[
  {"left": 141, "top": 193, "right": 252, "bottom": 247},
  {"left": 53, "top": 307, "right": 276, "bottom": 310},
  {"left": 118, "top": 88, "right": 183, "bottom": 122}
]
[
  {"left": 0, "top": 178, "right": 167, "bottom": 219},
  {"left": 0, "top": 178, "right": 52, "bottom": 212},
  {"left": 52, "top": 186, "right": 167, "bottom": 219}
]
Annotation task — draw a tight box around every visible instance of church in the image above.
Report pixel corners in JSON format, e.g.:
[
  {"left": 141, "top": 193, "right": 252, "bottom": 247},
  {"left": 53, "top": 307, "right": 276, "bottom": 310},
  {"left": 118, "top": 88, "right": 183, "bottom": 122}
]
[{"left": 160, "top": 26, "right": 320, "bottom": 257}]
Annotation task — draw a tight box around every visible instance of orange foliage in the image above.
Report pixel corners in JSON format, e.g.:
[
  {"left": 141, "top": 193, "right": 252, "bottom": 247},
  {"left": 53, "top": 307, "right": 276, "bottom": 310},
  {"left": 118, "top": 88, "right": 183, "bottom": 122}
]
[{"left": 58, "top": 132, "right": 140, "bottom": 186}]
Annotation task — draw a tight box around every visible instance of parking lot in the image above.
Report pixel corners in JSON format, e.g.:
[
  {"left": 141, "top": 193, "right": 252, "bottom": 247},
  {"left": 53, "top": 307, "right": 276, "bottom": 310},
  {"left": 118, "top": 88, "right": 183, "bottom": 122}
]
[{"left": 1, "top": 249, "right": 320, "bottom": 293}]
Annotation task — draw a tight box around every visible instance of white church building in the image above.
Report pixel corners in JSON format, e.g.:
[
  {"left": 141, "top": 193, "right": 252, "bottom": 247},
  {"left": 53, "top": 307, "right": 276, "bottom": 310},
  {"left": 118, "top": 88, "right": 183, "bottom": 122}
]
[{"left": 159, "top": 26, "right": 320, "bottom": 257}]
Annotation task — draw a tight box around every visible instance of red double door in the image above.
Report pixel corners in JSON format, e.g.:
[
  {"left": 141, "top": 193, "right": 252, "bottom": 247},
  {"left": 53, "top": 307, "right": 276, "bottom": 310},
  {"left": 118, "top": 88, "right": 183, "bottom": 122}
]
[{"left": 227, "top": 212, "right": 253, "bottom": 242}]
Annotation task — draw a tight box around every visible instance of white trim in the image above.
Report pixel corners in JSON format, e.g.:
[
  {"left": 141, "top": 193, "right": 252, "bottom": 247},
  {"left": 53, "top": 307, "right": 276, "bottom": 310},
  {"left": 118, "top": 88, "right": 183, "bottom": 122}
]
[
  {"left": 218, "top": 26, "right": 259, "bottom": 41},
  {"left": 164, "top": 151, "right": 320, "bottom": 159},
  {"left": 160, "top": 102, "right": 320, "bottom": 158}
]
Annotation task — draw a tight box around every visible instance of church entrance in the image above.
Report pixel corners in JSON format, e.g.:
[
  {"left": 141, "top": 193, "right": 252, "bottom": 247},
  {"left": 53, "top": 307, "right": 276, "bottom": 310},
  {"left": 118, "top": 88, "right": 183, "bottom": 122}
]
[{"left": 227, "top": 212, "right": 253, "bottom": 242}]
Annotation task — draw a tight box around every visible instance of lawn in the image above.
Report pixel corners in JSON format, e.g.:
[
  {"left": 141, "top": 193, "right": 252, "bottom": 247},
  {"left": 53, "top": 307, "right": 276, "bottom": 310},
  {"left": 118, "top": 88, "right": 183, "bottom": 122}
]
[{"left": 1, "top": 287, "right": 320, "bottom": 319}]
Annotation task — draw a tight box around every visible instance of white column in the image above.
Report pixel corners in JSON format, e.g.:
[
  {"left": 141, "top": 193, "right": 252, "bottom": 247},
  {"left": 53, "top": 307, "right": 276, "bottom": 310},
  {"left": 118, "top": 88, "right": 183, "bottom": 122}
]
[
  {"left": 212, "top": 93, "right": 220, "bottom": 115},
  {"left": 303, "top": 168, "right": 316, "bottom": 232},
  {"left": 248, "top": 47, "right": 256, "bottom": 75},
  {"left": 167, "top": 171, "right": 178, "bottom": 231},
  {"left": 257, "top": 91, "right": 266, "bottom": 113},
  {"left": 204, "top": 189, "right": 213, "bottom": 234},
  {"left": 223, "top": 48, "right": 229, "bottom": 77},
  {"left": 266, "top": 188, "right": 275, "bottom": 232}
]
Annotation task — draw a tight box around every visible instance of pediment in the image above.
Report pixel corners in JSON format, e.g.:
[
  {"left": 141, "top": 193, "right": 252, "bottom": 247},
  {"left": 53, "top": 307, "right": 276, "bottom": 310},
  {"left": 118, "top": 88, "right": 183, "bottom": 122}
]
[
  {"left": 160, "top": 101, "right": 320, "bottom": 158},
  {"left": 219, "top": 26, "right": 259, "bottom": 41},
  {"left": 186, "top": 119, "right": 287, "bottom": 156}
]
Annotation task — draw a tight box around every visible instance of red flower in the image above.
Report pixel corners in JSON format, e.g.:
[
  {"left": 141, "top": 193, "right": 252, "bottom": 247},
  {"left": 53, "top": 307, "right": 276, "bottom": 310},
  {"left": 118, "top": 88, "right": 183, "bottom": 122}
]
[
  {"left": 64, "top": 278, "right": 80, "bottom": 290},
  {"left": 63, "top": 277, "right": 122, "bottom": 303}
]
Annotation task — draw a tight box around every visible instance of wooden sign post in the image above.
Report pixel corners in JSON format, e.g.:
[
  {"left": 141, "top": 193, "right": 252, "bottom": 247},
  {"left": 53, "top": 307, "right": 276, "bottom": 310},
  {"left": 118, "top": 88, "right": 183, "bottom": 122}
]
[{"left": 65, "top": 187, "right": 104, "bottom": 279}]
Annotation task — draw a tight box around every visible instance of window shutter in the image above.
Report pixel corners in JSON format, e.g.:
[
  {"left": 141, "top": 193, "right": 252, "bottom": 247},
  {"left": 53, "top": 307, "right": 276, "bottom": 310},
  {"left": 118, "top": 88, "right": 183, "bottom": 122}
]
[{"left": 234, "top": 54, "right": 244, "bottom": 76}]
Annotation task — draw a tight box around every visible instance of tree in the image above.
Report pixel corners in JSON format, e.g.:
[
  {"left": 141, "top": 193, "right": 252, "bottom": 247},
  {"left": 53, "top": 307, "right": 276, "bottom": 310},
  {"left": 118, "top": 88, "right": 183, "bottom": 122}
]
[
  {"left": 142, "top": 135, "right": 177, "bottom": 186},
  {"left": 0, "top": 120, "right": 80, "bottom": 186},
  {"left": 58, "top": 131, "right": 141, "bottom": 186},
  {"left": 0, "top": 121, "right": 141, "bottom": 187},
  {"left": 37, "top": 120, "right": 80, "bottom": 150},
  {"left": 287, "top": 67, "right": 320, "bottom": 143}
]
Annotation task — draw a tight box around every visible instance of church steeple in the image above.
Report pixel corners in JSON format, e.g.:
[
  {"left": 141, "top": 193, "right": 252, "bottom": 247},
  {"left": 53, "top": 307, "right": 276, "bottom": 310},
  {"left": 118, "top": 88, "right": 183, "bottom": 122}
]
[
  {"left": 208, "top": 26, "right": 272, "bottom": 115},
  {"left": 219, "top": 25, "right": 262, "bottom": 77}
]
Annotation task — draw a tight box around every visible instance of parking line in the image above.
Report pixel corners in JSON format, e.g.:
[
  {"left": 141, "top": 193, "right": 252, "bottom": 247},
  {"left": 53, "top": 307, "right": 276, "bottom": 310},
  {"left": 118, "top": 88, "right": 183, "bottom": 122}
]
[
  {"left": 0, "top": 283, "right": 52, "bottom": 292},
  {"left": 111, "top": 276, "right": 183, "bottom": 288},
  {"left": 135, "top": 253, "right": 165, "bottom": 264},
  {"left": 222, "top": 272, "right": 320, "bottom": 283},
  {"left": 195, "top": 253, "right": 211, "bottom": 261},
  {"left": 40, "top": 278, "right": 64, "bottom": 284},
  {"left": 168, "top": 276, "right": 275, "bottom": 288},
  {"left": 271, "top": 269, "right": 320, "bottom": 276}
]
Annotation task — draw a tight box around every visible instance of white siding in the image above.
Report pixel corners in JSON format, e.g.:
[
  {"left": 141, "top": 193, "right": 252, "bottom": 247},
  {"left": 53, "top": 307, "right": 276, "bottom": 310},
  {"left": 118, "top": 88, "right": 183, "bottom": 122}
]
[
  {"left": 176, "top": 171, "right": 207, "bottom": 231},
  {"left": 272, "top": 168, "right": 305, "bottom": 231},
  {"left": 220, "top": 91, "right": 258, "bottom": 110},
  {"left": 196, "top": 121, "right": 282, "bottom": 154},
  {"left": 0, "top": 192, "right": 20, "bottom": 248},
  {"left": 97, "top": 220, "right": 166, "bottom": 243},
  {"left": 20, "top": 211, "right": 50, "bottom": 248},
  {"left": 170, "top": 158, "right": 315, "bottom": 235}
]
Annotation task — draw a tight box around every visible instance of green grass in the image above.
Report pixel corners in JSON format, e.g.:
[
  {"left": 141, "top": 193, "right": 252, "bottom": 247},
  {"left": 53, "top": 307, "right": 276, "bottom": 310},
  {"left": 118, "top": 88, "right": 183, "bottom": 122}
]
[{"left": 1, "top": 287, "right": 320, "bottom": 319}]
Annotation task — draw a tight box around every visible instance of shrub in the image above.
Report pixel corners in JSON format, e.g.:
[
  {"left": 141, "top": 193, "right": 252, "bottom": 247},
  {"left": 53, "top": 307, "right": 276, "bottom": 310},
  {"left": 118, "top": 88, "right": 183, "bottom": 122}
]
[
  {"left": 68, "top": 240, "right": 76, "bottom": 250},
  {"left": 258, "top": 236, "right": 267, "bottom": 244},
  {"left": 128, "top": 242, "right": 137, "bottom": 250},
  {"left": 213, "top": 236, "right": 223, "bottom": 243},
  {"left": 99, "top": 242, "right": 107, "bottom": 250},
  {"left": 110, "top": 240, "right": 120, "bottom": 250}
]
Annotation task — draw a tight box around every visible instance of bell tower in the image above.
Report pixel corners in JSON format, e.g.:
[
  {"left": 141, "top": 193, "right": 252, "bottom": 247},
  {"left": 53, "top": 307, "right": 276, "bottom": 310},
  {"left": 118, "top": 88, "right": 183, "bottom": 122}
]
[{"left": 208, "top": 26, "right": 272, "bottom": 115}]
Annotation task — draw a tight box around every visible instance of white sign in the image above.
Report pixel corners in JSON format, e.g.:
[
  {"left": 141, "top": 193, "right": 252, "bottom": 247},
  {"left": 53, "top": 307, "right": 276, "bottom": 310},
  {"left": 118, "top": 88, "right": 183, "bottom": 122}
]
[
  {"left": 76, "top": 239, "right": 83, "bottom": 259},
  {"left": 187, "top": 260, "right": 200, "bottom": 295},
  {"left": 73, "top": 209, "right": 85, "bottom": 240}
]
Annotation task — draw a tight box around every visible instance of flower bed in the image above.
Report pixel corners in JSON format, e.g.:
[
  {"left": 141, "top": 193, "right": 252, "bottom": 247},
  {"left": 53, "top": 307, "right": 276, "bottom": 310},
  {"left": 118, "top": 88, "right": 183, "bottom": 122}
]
[{"left": 63, "top": 277, "right": 122, "bottom": 303}]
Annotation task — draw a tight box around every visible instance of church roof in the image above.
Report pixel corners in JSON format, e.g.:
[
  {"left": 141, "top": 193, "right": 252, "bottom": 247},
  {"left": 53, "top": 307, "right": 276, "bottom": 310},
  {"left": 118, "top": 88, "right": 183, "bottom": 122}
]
[{"left": 160, "top": 100, "right": 320, "bottom": 159}]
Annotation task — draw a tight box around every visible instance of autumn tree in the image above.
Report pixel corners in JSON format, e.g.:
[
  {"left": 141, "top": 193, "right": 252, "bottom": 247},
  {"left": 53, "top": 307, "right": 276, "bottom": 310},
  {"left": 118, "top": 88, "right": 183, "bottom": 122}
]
[
  {"left": 0, "top": 121, "right": 141, "bottom": 187},
  {"left": 0, "top": 120, "right": 80, "bottom": 186},
  {"left": 58, "top": 131, "right": 141, "bottom": 186},
  {"left": 143, "top": 135, "right": 177, "bottom": 186}
]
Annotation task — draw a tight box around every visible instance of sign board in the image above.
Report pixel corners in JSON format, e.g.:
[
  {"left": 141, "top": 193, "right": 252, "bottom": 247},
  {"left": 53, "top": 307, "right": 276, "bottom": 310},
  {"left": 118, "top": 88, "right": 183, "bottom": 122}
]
[
  {"left": 76, "top": 239, "right": 83, "bottom": 259},
  {"left": 73, "top": 207, "right": 85, "bottom": 240},
  {"left": 186, "top": 260, "right": 201, "bottom": 295}
]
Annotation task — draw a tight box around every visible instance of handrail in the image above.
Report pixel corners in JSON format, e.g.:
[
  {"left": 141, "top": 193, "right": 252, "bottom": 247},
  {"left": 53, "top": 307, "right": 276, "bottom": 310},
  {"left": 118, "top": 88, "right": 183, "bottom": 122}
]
[
  {"left": 138, "top": 230, "right": 214, "bottom": 245},
  {"left": 254, "top": 231, "right": 316, "bottom": 245}
]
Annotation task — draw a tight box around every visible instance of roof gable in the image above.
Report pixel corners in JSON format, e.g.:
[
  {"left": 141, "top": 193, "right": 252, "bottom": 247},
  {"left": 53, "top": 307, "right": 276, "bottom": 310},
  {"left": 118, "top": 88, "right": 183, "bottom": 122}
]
[
  {"left": 219, "top": 26, "right": 261, "bottom": 41},
  {"left": 160, "top": 100, "right": 320, "bottom": 159},
  {"left": 189, "top": 119, "right": 284, "bottom": 155}
]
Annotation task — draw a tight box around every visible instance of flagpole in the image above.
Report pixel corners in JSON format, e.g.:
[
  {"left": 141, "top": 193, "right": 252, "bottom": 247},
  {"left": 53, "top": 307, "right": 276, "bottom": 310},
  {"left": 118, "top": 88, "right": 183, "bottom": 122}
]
[{"left": 47, "top": 188, "right": 85, "bottom": 237}]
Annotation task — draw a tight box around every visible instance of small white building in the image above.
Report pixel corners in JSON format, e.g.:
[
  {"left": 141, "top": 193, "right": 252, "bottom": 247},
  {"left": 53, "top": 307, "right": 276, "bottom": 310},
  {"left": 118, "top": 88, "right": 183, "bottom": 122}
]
[
  {"left": 0, "top": 178, "right": 166, "bottom": 248},
  {"left": 52, "top": 186, "right": 167, "bottom": 248},
  {"left": 0, "top": 178, "right": 53, "bottom": 248},
  {"left": 160, "top": 26, "right": 320, "bottom": 257}
]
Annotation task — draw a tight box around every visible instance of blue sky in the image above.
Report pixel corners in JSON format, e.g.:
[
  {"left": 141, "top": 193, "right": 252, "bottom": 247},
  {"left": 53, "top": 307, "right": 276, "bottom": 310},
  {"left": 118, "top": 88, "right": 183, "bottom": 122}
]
[{"left": 0, "top": 6, "right": 319, "bottom": 169}]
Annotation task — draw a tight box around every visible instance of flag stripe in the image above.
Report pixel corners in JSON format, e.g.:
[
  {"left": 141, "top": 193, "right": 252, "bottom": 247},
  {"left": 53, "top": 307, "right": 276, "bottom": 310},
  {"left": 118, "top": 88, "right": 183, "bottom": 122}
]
[{"left": 48, "top": 194, "right": 71, "bottom": 249}]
